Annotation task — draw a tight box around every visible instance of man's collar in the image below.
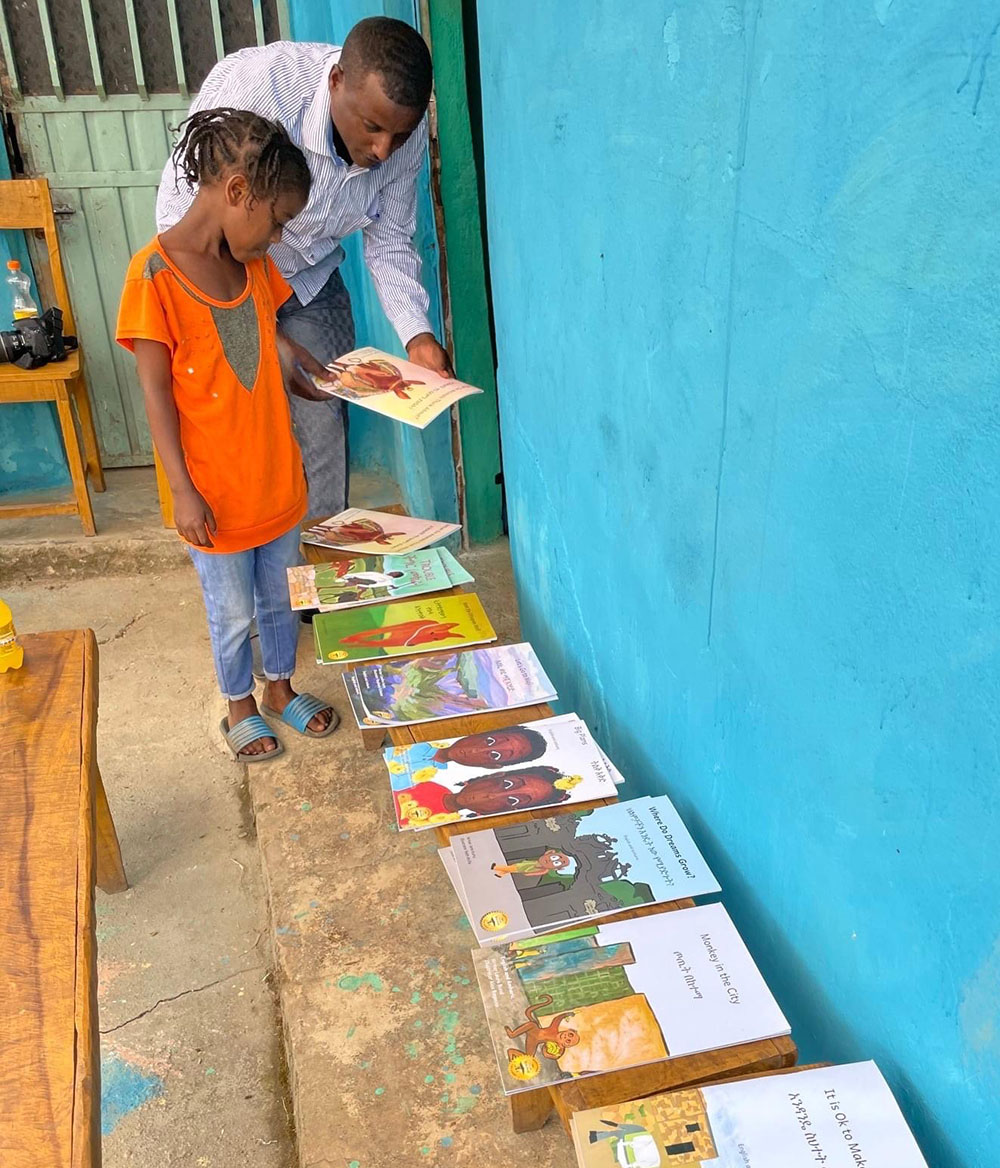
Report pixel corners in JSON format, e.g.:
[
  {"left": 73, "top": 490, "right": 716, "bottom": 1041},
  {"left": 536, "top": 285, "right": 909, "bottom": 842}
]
[{"left": 302, "top": 48, "right": 342, "bottom": 158}]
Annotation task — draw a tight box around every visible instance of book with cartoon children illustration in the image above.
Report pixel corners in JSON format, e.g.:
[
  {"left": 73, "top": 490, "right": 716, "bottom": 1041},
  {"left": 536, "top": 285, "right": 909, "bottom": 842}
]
[
  {"left": 384, "top": 713, "right": 621, "bottom": 832},
  {"left": 441, "top": 794, "right": 721, "bottom": 945},
  {"left": 472, "top": 902, "right": 789, "bottom": 1096},
  {"left": 287, "top": 547, "right": 473, "bottom": 612},
  {"left": 314, "top": 593, "right": 496, "bottom": 664},
  {"left": 301, "top": 508, "right": 460, "bottom": 555},
  {"left": 569, "top": 1060, "right": 929, "bottom": 1168},
  {"left": 312, "top": 346, "right": 483, "bottom": 429},
  {"left": 342, "top": 643, "right": 557, "bottom": 730}
]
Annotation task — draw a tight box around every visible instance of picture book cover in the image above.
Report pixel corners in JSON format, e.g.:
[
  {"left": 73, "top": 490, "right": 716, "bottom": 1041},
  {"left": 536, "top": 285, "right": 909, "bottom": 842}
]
[
  {"left": 569, "top": 1060, "right": 928, "bottom": 1168},
  {"left": 313, "top": 346, "right": 483, "bottom": 429},
  {"left": 287, "top": 548, "right": 472, "bottom": 612},
  {"left": 384, "top": 713, "right": 620, "bottom": 832},
  {"left": 301, "top": 508, "right": 460, "bottom": 555},
  {"left": 342, "top": 643, "right": 557, "bottom": 729},
  {"left": 472, "top": 903, "right": 789, "bottom": 1095},
  {"left": 314, "top": 594, "right": 496, "bottom": 664},
  {"left": 447, "top": 794, "right": 721, "bottom": 944}
]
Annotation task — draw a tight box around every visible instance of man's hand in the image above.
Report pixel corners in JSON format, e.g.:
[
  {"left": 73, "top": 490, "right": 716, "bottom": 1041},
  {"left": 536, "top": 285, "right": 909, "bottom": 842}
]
[
  {"left": 276, "top": 330, "right": 337, "bottom": 401},
  {"left": 174, "top": 484, "right": 217, "bottom": 549},
  {"left": 406, "top": 332, "right": 454, "bottom": 378}
]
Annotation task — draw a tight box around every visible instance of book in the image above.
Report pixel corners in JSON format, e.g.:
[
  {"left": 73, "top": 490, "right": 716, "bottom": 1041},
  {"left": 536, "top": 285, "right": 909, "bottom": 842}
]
[
  {"left": 443, "top": 794, "right": 720, "bottom": 944},
  {"left": 472, "top": 902, "right": 789, "bottom": 1095},
  {"left": 384, "top": 713, "right": 621, "bottom": 832},
  {"left": 341, "top": 642, "right": 557, "bottom": 729},
  {"left": 301, "top": 508, "right": 460, "bottom": 555},
  {"left": 569, "top": 1060, "right": 928, "bottom": 1167},
  {"left": 314, "top": 594, "right": 496, "bottom": 665},
  {"left": 313, "top": 346, "right": 482, "bottom": 429},
  {"left": 287, "top": 548, "right": 472, "bottom": 612}
]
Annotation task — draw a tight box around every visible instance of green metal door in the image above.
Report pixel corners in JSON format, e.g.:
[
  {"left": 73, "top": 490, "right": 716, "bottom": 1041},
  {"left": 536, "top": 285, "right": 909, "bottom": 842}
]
[{"left": 0, "top": 0, "right": 289, "bottom": 467}]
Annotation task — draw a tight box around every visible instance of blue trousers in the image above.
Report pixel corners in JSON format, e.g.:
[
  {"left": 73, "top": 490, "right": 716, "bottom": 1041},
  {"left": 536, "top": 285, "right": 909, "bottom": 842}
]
[{"left": 188, "top": 524, "right": 302, "bottom": 701}]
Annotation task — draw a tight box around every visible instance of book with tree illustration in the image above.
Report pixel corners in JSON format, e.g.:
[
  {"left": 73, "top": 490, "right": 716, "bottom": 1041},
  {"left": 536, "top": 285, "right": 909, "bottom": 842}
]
[
  {"left": 314, "top": 594, "right": 496, "bottom": 664},
  {"left": 383, "top": 713, "right": 621, "bottom": 832},
  {"left": 342, "top": 643, "right": 557, "bottom": 729},
  {"left": 288, "top": 548, "right": 472, "bottom": 612},
  {"left": 570, "top": 1060, "right": 928, "bottom": 1167},
  {"left": 443, "top": 794, "right": 721, "bottom": 944},
  {"left": 301, "top": 508, "right": 460, "bottom": 555},
  {"left": 472, "top": 903, "right": 789, "bottom": 1096},
  {"left": 312, "top": 346, "right": 482, "bottom": 428}
]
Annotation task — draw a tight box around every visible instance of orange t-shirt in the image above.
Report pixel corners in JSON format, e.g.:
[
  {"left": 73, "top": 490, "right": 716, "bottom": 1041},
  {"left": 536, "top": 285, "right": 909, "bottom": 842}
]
[{"left": 116, "top": 238, "right": 307, "bottom": 553}]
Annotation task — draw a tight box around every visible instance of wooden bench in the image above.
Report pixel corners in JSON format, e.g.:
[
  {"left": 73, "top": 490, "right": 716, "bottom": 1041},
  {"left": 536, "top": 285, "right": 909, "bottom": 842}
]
[
  {"left": 0, "top": 629, "right": 128, "bottom": 1168},
  {"left": 304, "top": 525, "right": 797, "bottom": 1134}
]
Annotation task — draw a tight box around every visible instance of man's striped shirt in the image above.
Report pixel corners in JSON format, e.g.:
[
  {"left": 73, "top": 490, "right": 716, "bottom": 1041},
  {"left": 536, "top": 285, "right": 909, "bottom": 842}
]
[{"left": 155, "top": 41, "right": 432, "bottom": 346}]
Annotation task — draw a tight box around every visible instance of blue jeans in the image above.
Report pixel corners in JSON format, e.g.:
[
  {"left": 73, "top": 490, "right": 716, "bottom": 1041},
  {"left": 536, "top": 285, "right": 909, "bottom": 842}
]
[{"left": 188, "top": 524, "right": 302, "bottom": 701}]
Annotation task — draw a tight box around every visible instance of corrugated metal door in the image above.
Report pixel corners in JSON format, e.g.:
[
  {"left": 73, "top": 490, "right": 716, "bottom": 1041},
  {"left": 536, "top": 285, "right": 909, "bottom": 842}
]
[{"left": 0, "top": 0, "right": 290, "bottom": 466}]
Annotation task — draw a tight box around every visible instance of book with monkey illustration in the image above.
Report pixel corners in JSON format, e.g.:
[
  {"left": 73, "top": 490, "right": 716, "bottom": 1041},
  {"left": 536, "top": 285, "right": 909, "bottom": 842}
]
[
  {"left": 314, "top": 594, "right": 496, "bottom": 664},
  {"left": 384, "top": 713, "right": 621, "bottom": 832},
  {"left": 286, "top": 547, "right": 472, "bottom": 612},
  {"left": 444, "top": 794, "right": 721, "bottom": 944},
  {"left": 569, "top": 1060, "right": 929, "bottom": 1167},
  {"left": 342, "top": 643, "right": 557, "bottom": 729},
  {"left": 472, "top": 903, "right": 789, "bottom": 1095},
  {"left": 312, "top": 346, "right": 483, "bottom": 428}
]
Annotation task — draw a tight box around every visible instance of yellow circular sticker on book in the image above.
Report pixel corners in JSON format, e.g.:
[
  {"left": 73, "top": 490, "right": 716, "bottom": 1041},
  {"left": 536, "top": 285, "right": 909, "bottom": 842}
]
[
  {"left": 507, "top": 1052, "right": 540, "bottom": 1081},
  {"left": 480, "top": 910, "right": 509, "bottom": 932},
  {"left": 326, "top": 650, "right": 349, "bottom": 661}
]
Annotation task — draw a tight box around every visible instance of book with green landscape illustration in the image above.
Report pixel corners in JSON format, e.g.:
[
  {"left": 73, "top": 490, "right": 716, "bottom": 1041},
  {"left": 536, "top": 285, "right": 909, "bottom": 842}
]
[
  {"left": 286, "top": 547, "right": 472, "bottom": 612},
  {"left": 442, "top": 794, "right": 720, "bottom": 944},
  {"left": 314, "top": 594, "right": 496, "bottom": 664},
  {"left": 342, "top": 643, "right": 557, "bottom": 729}
]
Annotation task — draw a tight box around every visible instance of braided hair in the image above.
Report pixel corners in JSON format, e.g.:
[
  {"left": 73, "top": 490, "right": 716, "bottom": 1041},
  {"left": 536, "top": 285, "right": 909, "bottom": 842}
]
[{"left": 171, "top": 108, "right": 311, "bottom": 206}]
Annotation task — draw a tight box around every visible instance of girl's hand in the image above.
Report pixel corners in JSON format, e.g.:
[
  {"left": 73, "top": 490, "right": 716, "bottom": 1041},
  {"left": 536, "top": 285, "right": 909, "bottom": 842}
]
[
  {"left": 276, "top": 331, "right": 336, "bottom": 401},
  {"left": 174, "top": 485, "right": 217, "bottom": 548}
]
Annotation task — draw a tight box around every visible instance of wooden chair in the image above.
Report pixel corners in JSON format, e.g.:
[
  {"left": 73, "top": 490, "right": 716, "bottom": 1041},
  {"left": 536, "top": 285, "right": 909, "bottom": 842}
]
[{"left": 0, "top": 178, "right": 105, "bottom": 535}]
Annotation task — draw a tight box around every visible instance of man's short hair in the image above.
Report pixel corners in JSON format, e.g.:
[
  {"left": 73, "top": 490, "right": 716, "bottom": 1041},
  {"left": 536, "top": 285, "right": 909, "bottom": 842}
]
[{"left": 341, "top": 17, "right": 432, "bottom": 110}]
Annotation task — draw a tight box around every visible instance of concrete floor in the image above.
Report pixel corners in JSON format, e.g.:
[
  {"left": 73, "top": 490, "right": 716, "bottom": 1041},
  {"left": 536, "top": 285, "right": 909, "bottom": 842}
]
[{"left": 4, "top": 468, "right": 572, "bottom": 1166}]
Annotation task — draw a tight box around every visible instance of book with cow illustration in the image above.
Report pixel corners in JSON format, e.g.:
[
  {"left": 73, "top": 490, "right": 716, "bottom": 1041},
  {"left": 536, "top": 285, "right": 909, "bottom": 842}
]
[
  {"left": 570, "top": 1060, "right": 928, "bottom": 1167},
  {"left": 314, "top": 594, "right": 496, "bottom": 664},
  {"left": 472, "top": 902, "right": 789, "bottom": 1096},
  {"left": 312, "top": 346, "right": 482, "bottom": 428},
  {"left": 384, "top": 713, "right": 620, "bottom": 832},
  {"left": 301, "top": 507, "right": 460, "bottom": 555},
  {"left": 342, "top": 642, "right": 557, "bottom": 729},
  {"left": 444, "top": 794, "right": 720, "bottom": 944},
  {"left": 287, "top": 547, "right": 472, "bottom": 612}
]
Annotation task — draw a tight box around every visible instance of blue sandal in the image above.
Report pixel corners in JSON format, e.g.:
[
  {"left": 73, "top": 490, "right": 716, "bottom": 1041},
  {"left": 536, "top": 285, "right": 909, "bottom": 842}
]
[
  {"left": 221, "top": 714, "right": 284, "bottom": 762},
  {"left": 261, "top": 693, "right": 339, "bottom": 739}
]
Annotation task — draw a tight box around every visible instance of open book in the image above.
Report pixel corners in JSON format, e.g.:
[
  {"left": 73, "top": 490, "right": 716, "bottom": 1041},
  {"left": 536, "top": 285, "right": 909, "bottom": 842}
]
[
  {"left": 472, "top": 903, "right": 789, "bottom": 1095},
  {"left": 313, "top": 346, "right": 482, "bottom": 428},
  {"left": 569, "top": 1060, "right": 928, "bottom": 1167}
]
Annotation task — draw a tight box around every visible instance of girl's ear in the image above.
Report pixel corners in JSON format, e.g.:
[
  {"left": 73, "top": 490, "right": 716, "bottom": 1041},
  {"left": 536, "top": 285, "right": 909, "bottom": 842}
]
[{"left": 224, "top": 172, "right": 250, "bottom": 208}]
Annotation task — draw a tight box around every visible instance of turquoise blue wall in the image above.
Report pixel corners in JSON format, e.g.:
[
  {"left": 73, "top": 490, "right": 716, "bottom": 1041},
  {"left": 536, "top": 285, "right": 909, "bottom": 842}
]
[
  {"left": 476, "top": 4, "right": 999, "bottom": 1166},
  {"left": 289, "top": 0, "right": 456, "bottom": 524},
  {"left": 0, "top": 148, "right": 71, "bottom": 497}
]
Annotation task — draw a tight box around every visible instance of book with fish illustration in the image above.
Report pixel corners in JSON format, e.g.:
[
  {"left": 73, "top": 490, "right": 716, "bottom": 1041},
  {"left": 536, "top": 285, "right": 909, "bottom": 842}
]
[
  {"left": 443, "top": 794, "right": 720, "bottom": 944},
  {"left": 301, "top": 508, "right": 460, "bottom": 555},
  {"left": 314, "top": 594, "right": 496, "bottom": 664},
  {"left": 342, "top": 643, "right": 557, "bottom": 729},
  {"left": 570, "top": 1060, "right": 928, "bottom": 1167},
  {"left": 288, "top": 548, "right": 473, "bottom": 612},
  {"left": 313, "top": 346, "right": 482, "bottom": 429},
  {"left": 473, "top": 903, "right": 789, "bottom": 1095},
  {"left": 384, "top": 713, "right": 620, "bottom": 832}
]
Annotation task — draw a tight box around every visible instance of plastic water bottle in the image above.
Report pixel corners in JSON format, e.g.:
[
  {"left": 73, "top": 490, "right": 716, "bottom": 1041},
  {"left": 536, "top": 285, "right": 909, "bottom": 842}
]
[
  {"left": 6, "top": 259, "right": 38, "bottom": 320},
  {"left": 0, "top": 598, "right": 24, "bottom": 672}
]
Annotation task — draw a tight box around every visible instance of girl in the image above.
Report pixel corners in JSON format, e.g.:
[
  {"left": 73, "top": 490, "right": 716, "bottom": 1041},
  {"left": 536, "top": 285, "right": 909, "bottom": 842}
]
[{"left": 117, "top": 108, "right": 338, "bottom": 760}]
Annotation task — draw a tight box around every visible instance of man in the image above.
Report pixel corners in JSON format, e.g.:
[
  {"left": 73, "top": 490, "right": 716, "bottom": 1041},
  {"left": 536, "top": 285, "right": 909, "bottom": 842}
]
[{"left": 156, "top": 17, "right": 451, "bottom": 517}]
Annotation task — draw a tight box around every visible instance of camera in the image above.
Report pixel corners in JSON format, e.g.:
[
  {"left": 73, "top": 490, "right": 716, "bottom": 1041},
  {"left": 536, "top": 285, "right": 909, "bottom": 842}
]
[{"left": 0, "top": 307, "right": 78, "bottom": 370}]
